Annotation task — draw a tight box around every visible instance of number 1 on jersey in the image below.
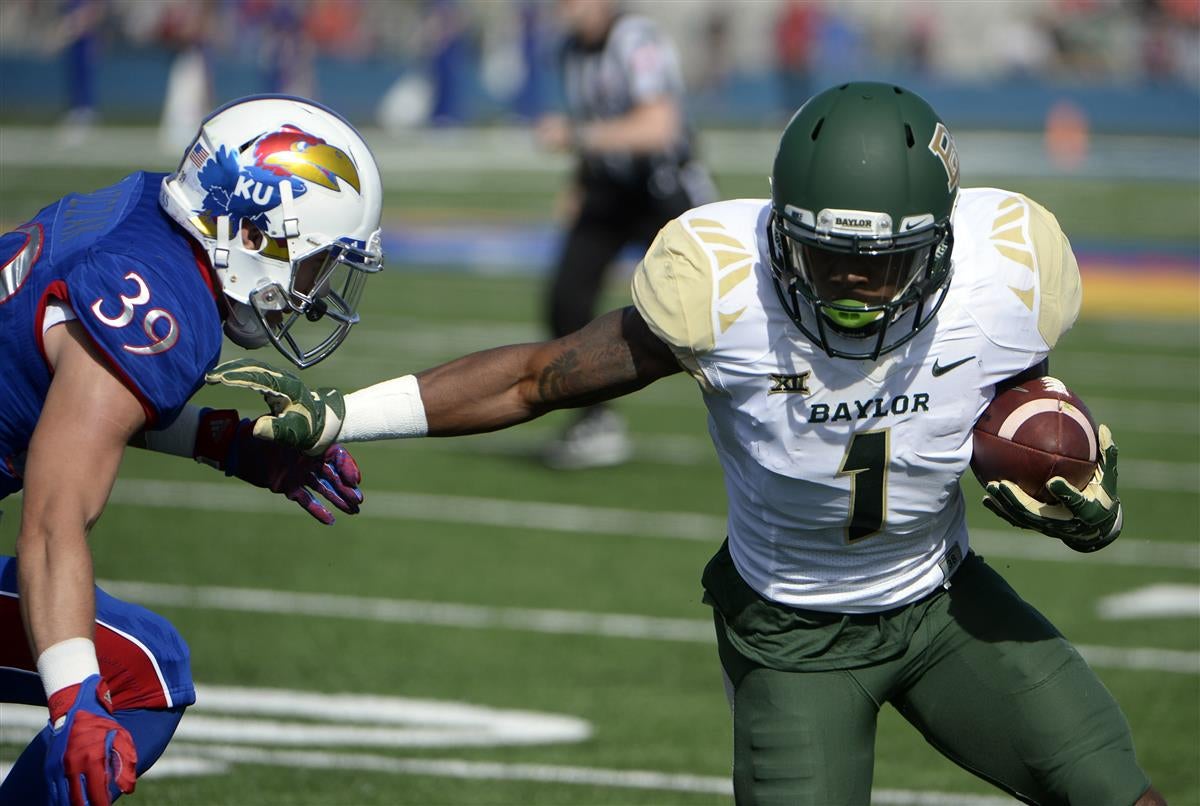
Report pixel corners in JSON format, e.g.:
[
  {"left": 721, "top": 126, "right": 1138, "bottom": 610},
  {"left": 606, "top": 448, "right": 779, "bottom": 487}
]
[{"left": 838, "top": 429, "right": 890, "bottom": 542}]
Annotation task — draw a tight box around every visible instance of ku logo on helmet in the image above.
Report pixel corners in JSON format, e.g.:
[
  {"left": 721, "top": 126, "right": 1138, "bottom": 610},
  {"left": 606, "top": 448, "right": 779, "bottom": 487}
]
[{"left": 196, "top": 125, "right": 361, "bottom": 229}]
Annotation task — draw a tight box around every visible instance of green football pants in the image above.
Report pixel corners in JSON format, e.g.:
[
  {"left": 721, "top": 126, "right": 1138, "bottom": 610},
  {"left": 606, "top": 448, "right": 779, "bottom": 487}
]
[{"left": 713, "top": 554, "right": 1151, "bottom": 806}]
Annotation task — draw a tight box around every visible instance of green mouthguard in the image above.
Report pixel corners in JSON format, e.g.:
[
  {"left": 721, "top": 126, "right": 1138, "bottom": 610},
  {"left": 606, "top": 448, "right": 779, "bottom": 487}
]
[{"left": 822, "top": 299, "right": 883, "bottom": 330}]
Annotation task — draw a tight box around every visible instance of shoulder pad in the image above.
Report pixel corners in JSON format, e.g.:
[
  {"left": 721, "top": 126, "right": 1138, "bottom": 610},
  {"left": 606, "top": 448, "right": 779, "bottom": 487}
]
[
  {"left": 953, "top": 189, "right": 1081, "bottom": 351},
  {"left": 632, "top": 203, "right": 763, "bottom": 360},
  {"left": 66, "top": 250, "right": 223, "bottom": 427}
]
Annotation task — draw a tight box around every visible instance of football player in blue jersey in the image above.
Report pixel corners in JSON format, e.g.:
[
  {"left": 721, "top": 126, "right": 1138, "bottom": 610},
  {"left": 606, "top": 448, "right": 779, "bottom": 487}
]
[{"left": 0, "top": 95, "right": 383, "bottom": 805}]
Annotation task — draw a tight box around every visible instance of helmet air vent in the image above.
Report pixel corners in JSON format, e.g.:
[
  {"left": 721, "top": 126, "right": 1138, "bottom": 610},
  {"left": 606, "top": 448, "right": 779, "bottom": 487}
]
[
  {"left": 811, "top": 118, "right": 825, "bottom": 141},
  {"left": 904, "top": 124, "right": 915, "bottom": 148}
]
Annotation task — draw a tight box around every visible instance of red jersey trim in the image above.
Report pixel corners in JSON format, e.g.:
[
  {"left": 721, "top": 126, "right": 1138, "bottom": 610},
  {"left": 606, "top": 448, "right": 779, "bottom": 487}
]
[
  {"left": 96, "top": 618, "right": 174, "bottom": 710},
  {"left": 188, "top": 239, "right": 222, "bottom": 307},
  {"left": 0, "top": 592, "right": 174, "bottom": 711}
]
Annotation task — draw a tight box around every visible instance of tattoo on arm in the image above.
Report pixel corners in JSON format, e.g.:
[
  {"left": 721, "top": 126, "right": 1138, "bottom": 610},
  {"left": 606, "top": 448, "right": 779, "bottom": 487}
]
[
  {"left": 538, "top": 348, "right": 582, "bottom": 403},
  {"left": 418, "top": 307, "right": 680, "bottom": 435},
  {"left": 532, "top": 307, "right": 680, "bottom": 409}
]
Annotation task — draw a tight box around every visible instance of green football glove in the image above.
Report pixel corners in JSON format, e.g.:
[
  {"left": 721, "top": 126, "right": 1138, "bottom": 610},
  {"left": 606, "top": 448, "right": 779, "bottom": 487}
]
[
  {"left": 982, "top": 424, "right": 1123, "bottom": 553},
  {"left": 205, "top": 358, "right": 345, "bottom": 455}
]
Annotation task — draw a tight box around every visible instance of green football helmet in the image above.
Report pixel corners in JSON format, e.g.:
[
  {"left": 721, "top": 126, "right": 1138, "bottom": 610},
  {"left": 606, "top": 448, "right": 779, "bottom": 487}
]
[{"left": 768, "top": 81, "right": 959, "bottom": 360}]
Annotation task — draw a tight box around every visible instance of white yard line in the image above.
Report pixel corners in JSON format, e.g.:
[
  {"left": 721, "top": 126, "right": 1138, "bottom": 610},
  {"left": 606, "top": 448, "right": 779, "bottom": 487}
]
[
  {"left": 154, "top": 744, "right": 1021, "bottom": 803},
  {"left": 406, "top": 429, "right": 1200, "bottom": 490},
  {"left": 1, "top": 685, "right": 1017, "bottom": 802},
  {"left": 106, "top": 478, "right": 1200, "bottom": 570},
  {"left": 1097, "top": 585, "right": 1200, "bottom": 619},
  {"left": 96, "top": 579, "right": 1200, "bottom": 676}
]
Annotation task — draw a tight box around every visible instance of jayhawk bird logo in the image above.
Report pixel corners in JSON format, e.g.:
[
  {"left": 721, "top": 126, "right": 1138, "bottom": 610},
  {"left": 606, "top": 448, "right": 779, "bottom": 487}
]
[{"left": 196, "top": 125, "right": 360, "bottom": 230}]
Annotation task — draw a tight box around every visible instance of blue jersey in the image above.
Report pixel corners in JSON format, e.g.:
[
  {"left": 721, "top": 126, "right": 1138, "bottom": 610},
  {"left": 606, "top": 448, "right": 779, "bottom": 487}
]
[{"left": 0, "top": 171, "right": 224, "bottom": 498}]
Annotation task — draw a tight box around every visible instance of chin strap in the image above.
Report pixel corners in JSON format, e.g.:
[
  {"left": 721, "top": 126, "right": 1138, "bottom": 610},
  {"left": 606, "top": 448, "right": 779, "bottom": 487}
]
[
  {"left": 278, "top": 180, "right": 303, "bottom": 259},
  {"left": 222, "top": 300, "right": 270, "bottom": 349},
  {"left": 213, "top": 215, "right": 231, "bottom": 269}
]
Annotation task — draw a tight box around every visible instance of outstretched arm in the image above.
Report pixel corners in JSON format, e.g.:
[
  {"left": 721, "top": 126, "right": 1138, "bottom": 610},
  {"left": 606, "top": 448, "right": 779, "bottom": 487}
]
[{"left": 208, "top": 306, "right": 682, "bottom": 450}]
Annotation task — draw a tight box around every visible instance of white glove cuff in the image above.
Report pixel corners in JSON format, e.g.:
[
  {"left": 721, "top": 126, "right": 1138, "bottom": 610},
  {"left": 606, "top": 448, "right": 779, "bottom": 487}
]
[
  {"left": 1105, "top": 502, "right": 1124, "bottom": 540},
  {"left": 37, "top": 637, "right": 100, "bottom": 699},
  {"left": 341, "top": 375, "right": 429, "bottom": 442}
]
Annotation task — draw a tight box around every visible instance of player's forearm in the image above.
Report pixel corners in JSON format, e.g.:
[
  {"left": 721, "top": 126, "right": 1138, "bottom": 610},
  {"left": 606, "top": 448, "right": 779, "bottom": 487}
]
[
  {"left": 416, "top": 341, "right": 565, "bottom": 436},
  {"left": 16, "top": 521, "right": 98, "bottom": 661},
  {"left": 416, "top": 309, "right": 666, "bottom": 436}
]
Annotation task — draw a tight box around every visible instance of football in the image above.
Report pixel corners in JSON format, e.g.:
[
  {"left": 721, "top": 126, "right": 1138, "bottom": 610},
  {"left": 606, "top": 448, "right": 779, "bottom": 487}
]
[{"left": 971, "top": 377, "right": 1099, "bottom": 503}]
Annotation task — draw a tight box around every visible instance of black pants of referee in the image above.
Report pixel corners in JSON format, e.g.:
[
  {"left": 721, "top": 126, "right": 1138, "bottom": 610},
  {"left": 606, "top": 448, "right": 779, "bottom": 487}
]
[{"left": 546, "top": 166, "right": 713, "bottom": 340}]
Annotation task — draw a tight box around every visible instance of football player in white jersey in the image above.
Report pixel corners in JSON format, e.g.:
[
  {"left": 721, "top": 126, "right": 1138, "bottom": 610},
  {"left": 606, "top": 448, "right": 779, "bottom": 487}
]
[{"left": 209, "top": 82, "right": 1163, "bottom": 805}]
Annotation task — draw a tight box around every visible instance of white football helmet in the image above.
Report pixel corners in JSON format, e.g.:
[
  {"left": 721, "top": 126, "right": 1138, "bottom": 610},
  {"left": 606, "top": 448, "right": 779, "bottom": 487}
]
[{"left": 160, "top": 94, "right": 383, "bottom": 368}]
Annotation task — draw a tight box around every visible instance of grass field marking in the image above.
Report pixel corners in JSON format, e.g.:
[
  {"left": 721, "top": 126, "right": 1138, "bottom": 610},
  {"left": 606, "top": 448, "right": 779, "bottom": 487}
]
[
  {"left": 404, "top": 430, "right": 1200, "bottom": 489},
  {"left": 1097, "top": 584, "right": 1200, "bottom": 619},
  {"left": 94, "top": 579, "right": 1200, "bottom": 676},
  {"left": 96, "top": 579, "right": 716, "bottom": 644},
  {"left": 0, "top": 684, "right": 591, "bottom": 750},
  {"left": 0, "top": 704, "right": 1015, "bottom": 803},
  {"left": 105, "top": 478, "right": 1200, "bottom": 569},
  {"left": 151, "top": 743, "right": 1020, "bottom": 803},
  {"left": 0, "top": 693, "right": 1015, "bottom": 803}
]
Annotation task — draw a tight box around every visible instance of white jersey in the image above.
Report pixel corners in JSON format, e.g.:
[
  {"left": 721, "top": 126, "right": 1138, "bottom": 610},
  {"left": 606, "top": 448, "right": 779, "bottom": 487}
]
[{"left": 632, "top": 188, "right": 1082, "bottom": 612}]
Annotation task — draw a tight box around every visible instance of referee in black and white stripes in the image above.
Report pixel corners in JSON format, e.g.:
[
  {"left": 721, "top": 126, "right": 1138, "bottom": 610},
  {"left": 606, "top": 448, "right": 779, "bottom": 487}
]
[{"left": 536, "top": 0, "right": 716, "bottom": 469}]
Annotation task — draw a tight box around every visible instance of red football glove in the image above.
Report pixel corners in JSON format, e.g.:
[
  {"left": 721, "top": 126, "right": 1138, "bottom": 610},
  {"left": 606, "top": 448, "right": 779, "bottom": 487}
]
[
  {"left": 194, "top": 408, "right": 363, "bottom": 524},
  {"left": 44, "top": 675, "right": 137, "bottom": 806}
]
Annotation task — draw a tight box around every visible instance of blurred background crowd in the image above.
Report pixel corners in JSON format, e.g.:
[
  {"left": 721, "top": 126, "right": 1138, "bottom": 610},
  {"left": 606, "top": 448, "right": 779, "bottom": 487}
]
[{"left": 1, "top": 0, "right": 1197, "bottom": 139}]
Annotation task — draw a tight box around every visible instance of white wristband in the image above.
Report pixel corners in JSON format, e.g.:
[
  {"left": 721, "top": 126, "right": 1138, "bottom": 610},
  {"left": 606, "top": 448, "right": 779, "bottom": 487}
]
[
  {"left": 37, "top": 637, "right": 100, "bottom": 699},
  {"left": 143, "top": 403, "right": 203, "bottom": 457},
  {"left": 340, "top": 375, "right": 428, "bottom": 442}
]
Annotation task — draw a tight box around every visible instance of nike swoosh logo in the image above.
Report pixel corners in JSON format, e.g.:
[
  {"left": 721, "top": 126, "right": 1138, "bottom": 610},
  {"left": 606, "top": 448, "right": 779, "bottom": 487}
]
[{"left": 931, "top": 356, "right": 975, "bottom": 377}]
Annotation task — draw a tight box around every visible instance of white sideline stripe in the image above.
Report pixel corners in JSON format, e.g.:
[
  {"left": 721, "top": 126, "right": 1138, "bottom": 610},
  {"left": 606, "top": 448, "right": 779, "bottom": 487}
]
[
  {"left": 1096, "top": 585, "right": 1200, "bottom": 619},
  {"left": 107, "top": 478, "right": 1200, "bottom": 570},
  {"left": 96, "top": 579, "right": 1200, "bottom": 675},
  {"left": 161, "top": 743, "right": 1017, "bottom": 803},
  {"left": 0, "top": 741, "right": 1012, "bottom": 804},
  {"left": 417, "top": 429, "right": 1199, "bottom": 491},
  {"left": 97, "top": 580, "right": 716, "bottom": 643}
]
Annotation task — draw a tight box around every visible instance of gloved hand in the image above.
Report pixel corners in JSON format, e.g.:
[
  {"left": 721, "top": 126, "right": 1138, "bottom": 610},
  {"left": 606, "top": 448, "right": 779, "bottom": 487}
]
[
  {"left": 982, "top": 424, "right": 1123, "bottom": 553},
  {"left": 194, "top": 407, "right": 360, "bottom": 524},
  {"left": 205, "top": 358, "right": 344, "bottom": 455},
  {"left": 44, "top": 675, "right": 136, "bottom": 806}
]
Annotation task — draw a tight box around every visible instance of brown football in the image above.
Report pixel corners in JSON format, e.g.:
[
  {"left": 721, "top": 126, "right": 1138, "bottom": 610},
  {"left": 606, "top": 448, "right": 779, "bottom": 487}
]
[{"left": 971, "top": 377, "right": 1099, "bottom": 503}]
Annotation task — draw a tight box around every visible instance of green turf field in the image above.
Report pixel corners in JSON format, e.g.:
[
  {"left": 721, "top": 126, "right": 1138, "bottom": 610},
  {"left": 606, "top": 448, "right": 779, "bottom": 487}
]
[{"left": 1, "top": 132, "right": 1197, "bottom": 805}]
